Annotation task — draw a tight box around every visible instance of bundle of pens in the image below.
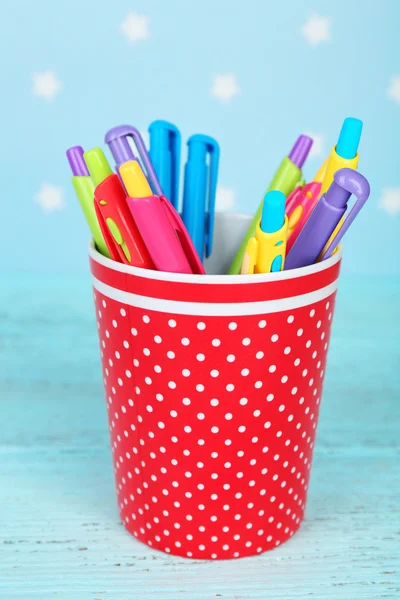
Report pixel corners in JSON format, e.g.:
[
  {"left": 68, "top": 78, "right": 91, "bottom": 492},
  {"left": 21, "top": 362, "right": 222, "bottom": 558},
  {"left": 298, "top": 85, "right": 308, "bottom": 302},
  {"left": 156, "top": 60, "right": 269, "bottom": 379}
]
[
  {"left": 66, "top": 116, "right": 372, "bottom": 561},
  {"left": 66, "top": 117, "right": 370, "bottom": 277}
]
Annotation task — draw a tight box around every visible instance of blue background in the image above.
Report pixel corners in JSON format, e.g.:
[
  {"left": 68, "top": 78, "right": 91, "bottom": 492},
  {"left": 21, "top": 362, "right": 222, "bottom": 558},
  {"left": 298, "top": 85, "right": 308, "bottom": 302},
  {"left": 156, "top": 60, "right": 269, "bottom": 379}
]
[
  {"left": 0, "top": 0, "right": 399, "bottom": 275},
  {"left": 1, "top": 4, "right": 399, "bottom": 594}
]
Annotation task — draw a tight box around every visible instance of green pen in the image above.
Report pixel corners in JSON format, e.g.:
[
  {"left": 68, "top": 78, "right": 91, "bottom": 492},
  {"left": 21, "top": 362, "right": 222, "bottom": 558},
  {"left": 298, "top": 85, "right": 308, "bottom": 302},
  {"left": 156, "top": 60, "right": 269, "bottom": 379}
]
[
  {"left": 228, "top": 135, "right": 313, "bottom": 275},
  {"left": 66, "top": 145, "right": 110, "bottom": 258}
]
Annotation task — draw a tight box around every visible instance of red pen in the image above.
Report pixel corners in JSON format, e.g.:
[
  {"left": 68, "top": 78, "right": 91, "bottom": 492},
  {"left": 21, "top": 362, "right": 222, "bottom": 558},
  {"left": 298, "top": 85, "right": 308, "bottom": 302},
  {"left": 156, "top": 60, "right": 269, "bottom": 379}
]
[{"left": 84, "top": 148, "right": 154, "bottom": 269}]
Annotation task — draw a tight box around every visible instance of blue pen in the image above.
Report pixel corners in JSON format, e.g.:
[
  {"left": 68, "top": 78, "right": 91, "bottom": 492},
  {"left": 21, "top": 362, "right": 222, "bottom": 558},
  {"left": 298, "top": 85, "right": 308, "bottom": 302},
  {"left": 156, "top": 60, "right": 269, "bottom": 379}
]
[
  {"left": 148, "top": 120, "right": 181, "bottom": 210},
  {"left": 182, "top": 135, "right": 220, "bottom": 261}
]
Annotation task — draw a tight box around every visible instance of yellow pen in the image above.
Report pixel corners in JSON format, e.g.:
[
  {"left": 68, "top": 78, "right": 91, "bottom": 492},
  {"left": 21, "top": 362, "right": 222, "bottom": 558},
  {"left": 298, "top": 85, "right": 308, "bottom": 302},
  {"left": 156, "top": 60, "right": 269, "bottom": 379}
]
[
  {"left": 119, "top": 160, "right": 153, "bottom": 198},
  {"left": 320, "top": 117, "right": 363, "bottom": 255},
  {"left": 314, "top": 157, "right": 329, "bottom": 185},
  {"left": 241, "top": 190, "right": 288, "bottom": 275},
  {"left": 321, "top": 118, "right": 362, "bottom": 194}
]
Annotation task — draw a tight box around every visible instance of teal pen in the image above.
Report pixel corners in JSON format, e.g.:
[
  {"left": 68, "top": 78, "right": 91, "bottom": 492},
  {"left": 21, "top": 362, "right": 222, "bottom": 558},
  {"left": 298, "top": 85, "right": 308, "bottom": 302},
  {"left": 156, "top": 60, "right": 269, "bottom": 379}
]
[
  {"left": 148, "top": 120, "right": 181, "bottom": 209},
  {"left": 181, "top": 134, "right": 220, "bottom": 261}
]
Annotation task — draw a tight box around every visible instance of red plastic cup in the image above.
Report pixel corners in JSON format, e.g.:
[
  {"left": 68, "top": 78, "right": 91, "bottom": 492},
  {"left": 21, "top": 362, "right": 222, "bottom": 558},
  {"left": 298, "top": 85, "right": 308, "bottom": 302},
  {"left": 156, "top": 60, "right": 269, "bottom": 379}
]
[{"left": 89, "top": 214, "right": 342, "bottom": 560}]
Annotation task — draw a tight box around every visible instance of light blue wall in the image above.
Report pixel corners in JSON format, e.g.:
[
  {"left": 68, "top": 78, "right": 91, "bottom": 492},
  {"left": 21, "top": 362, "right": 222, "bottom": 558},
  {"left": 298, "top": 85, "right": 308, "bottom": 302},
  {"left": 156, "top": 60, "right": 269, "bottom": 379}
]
[{"left": 1, "top": 0, "right": 399, "bottom": 275}]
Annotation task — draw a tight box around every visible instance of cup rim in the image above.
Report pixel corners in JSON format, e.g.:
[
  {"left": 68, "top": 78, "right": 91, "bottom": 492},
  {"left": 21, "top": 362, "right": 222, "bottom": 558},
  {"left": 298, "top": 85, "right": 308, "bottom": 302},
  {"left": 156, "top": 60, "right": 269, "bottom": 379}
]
[{"left": 89, "top": 238, "right": 342, "bottom": 285}]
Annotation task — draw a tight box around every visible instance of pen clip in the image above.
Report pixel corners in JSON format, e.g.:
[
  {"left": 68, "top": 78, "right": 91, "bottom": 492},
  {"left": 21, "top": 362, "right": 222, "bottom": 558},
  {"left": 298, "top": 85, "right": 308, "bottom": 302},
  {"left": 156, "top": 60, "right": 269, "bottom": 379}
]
[
  {"left": 148, "top": 120, "right": 181, "bottom": 210},
  {"left": 188, "top": 134, "right": 220, "bottom": 258},
  {"left": 205, "top": 137, "right": 219, "bottom": 258},
  {"left": 322, "top": 168, "right": 370, "bottom": 259},
  {"left": 105, "top": 124, "right": 163, "bottom": 196},
  {"left": 94, "top": 200, "right": 120, "bottom": 262},
  {"left": 159, "top": 195, "right": 205, "bottom": 275}
]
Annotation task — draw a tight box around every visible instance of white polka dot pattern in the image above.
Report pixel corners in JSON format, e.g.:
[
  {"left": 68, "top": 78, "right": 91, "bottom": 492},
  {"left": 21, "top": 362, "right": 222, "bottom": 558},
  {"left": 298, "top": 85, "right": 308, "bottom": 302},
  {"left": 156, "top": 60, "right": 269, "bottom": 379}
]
[{"left": 92, "top": 284, "right": 337, "bottom": 560}]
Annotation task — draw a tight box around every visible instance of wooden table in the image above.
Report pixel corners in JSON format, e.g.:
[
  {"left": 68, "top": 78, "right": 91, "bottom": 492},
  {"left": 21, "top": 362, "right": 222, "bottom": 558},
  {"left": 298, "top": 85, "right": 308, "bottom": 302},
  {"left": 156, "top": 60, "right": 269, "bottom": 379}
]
[{"left": 1, "top": 274, "right": 399, "bottom": 599}]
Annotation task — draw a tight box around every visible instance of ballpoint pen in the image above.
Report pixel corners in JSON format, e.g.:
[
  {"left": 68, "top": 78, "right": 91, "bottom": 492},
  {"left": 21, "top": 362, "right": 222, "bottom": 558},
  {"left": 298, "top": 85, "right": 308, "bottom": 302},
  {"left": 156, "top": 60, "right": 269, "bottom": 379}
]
[
  {"left": 66, "top": 146, "right": 110, "bottom": 258},
  {"left": 241, "top": 190, "right": 288, "bottom": 274},
  {"left": 182, "top": 134, "right": 220, "bottom": 262},
  {"left": 313, "top": 158, "right": 329, "bottom": 187},
  {"left": 320, "top": 117, "right": 363, "bottom": 255},
  {"left": 84, "top": 148, "right": 154, "bottom": 269},
  {"left": 320, "top": 117, "right": 362, "bottom": 195},
  {"left": 149, "top": 120, "right": 181, "bottom": 210},
  {"left": 285, "top": 158, "right": 328, "bottom": 254},
  {"left": 119, "top": 160, "right": 205, "bottom": 274},
  {"left": 285, "top": 168, "right": 370, "bottom": 270},
  {"left": 105, "top": 125, "right": 162, "bottom": 196},
  {"left": 228, "top": 134, "right": 313, "bottom": 274}
]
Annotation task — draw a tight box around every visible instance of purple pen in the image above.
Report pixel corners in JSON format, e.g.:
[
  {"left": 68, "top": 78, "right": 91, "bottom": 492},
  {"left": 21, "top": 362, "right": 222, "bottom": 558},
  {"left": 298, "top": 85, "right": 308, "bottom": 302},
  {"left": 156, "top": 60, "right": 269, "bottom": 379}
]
[
  {"left": 285, "top": 168, "right": 370, "bottom": 270},
  {"left": 105, "top": 125, "right": 162, "bottom": 196},
  {"left": 66, "top": 146, "right": 89, "bottom": 176}
]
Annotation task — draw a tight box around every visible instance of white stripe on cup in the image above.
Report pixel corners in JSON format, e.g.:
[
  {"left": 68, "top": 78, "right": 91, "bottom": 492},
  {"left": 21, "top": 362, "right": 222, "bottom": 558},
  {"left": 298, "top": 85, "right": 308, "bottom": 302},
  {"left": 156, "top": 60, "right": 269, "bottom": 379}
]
[{"left": 92, "top": 277, "right": 339, "bottom": 316}]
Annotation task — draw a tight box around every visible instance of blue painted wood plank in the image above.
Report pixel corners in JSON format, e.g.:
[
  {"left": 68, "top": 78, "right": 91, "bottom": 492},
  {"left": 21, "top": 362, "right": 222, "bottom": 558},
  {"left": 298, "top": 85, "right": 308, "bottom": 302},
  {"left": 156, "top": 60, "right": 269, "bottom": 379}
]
[{"left": 0, "top": 275, "right": 399, "bottom": 599}]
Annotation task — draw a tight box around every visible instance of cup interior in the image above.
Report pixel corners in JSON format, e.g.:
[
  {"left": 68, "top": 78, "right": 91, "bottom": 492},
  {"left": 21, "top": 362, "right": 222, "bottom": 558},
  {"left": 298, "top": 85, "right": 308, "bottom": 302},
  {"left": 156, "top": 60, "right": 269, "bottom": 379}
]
[{"left": 204, "top": 213, "right": 253, "bottom": 275}]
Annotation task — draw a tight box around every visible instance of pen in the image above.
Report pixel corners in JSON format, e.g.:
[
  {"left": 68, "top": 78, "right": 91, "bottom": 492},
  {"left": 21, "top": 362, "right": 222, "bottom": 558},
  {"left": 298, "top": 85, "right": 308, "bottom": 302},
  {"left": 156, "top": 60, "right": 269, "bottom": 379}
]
[
  {"left": 84, "top": 148, "right": 154, "bottom": 269},
  {"left": 105, "top": 125, "right": 162, "bottom": 196},
  {"left": 285, "top": 158, "right": 329, "bottom": 254},
  {"left": 313, "top": 157, "right": 330, "bottom": 186},
  {"left": 119, "top": 160, "right": 205, "bottom": 274},
  {"left": 241, "top": 190, "right": 288, "bottom": 274},
  {"left": 320, "top": 117, "right": 363, "bottom": 256},
  {"left": 285, "top": 168, "right": 370, "bottom": 270},
  {"left": 182, "top": 134, "right": 220, "bottom": 262},
  {"left": 149, "top": 120, "right": 181, "bottom": 209},
  {"left": 320, "top": 117, "right": 362, "bottom": 195},
  {"left": 228, "top": 134, "right": 313, "bottom": 274},
  {"left": 285, "top": 181, "right": 322, "bottom": 255},
  {"left": 66, "top": 146, "right": 110, "bottom": 258}
]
